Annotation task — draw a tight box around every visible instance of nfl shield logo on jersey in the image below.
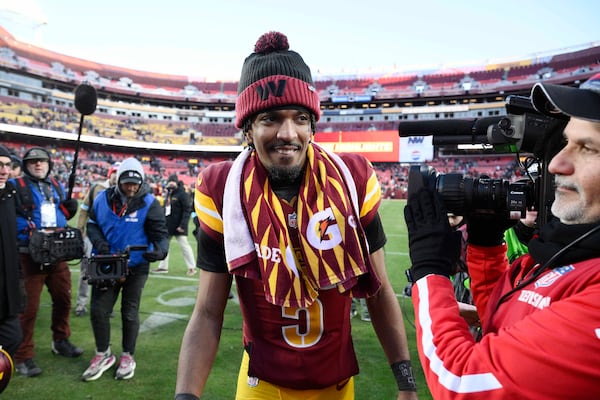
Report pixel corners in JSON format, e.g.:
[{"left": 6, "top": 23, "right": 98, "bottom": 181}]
[{"left": 288, "top": 212, "right": 298, "bottom": 229}]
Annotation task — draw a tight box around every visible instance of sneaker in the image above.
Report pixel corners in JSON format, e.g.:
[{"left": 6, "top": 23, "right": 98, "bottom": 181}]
[
  {"left": 75, "top": 305, "right": 87, "bottom": 317},
  {"left": 15, "top": 358, "right": 42, "bottom": 377},
  {"left": 186, "top": 268, "right": 197, "bottom": 277},
  {"left": 115, "top": 353, "right": 136, "bottom": 380},
  {"left": 82, "top": 351, "right": 116, "bottom": 382},
  {"left": 52, "top": 339, "right": 84, "bottom": 358},
  {"left": 151, "top": 267, "right": 168, "bottom": 274}
]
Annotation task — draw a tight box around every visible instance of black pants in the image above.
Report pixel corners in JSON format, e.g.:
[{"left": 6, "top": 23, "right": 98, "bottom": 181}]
[
  {"left": 0, "top": 316, "right": 22, "bottom": 357},
  {"left": 90, "top": 267, "right": 148, "bottom": 355}
]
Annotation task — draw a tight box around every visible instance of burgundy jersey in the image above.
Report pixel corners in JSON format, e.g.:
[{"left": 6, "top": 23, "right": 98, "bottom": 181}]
[{"left": 194, "top": 152, "right": 383, "bottom": 389}]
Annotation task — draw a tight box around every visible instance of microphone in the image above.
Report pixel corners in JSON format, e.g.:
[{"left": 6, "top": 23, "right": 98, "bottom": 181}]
[
  {"left": 68, "top": 83, "right": 97, "bottom": 199},
  {"left": 398, "top": 117, "right": 505, "bottom": 137},
  {"left": 74, "top": 83, "right": 97, "bottom": 115}
]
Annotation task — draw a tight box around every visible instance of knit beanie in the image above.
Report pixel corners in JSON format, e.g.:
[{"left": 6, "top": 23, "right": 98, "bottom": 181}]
[{"left": 235, "top": 31, "right": 320, "bottom": 129}]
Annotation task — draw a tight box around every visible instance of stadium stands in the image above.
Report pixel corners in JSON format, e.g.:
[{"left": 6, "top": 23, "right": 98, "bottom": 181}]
[{"left": 0, "top": 24, "right": 598, "bottom": 200}]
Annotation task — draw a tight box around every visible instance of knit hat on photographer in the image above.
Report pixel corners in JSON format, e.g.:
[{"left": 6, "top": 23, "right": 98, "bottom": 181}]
[{"left": 235, "top": 31, "right": 320, "bottom": 129}]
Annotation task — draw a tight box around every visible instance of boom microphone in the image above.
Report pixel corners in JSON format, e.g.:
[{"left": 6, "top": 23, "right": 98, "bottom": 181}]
[
  {"left": 74, "top": 83, "right": 97, "bottom": 116},
  {"left": 398, "top": 117, "right": 504, "bottom": 137},
  {"left": 67, "top": 82, "right": 97, "bottom": 199}
]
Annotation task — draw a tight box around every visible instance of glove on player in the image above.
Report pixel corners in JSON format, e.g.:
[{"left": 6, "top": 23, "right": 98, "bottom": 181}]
[{"left": 404, "top": 188, "right": 461, "bottom": 282}]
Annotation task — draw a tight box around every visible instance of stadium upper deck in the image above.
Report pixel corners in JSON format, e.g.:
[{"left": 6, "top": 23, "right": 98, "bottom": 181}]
[
  {"left": 0, "top": 23, "right": 599, "bottom": 170},
  {"left": 1, "top": 24, "right": 598, "bottom": 111}
]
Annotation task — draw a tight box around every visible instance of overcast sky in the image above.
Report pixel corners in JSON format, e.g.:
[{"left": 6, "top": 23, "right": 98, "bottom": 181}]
[{"left": 1, "top": 0, "right": 599, "bottom": 81}]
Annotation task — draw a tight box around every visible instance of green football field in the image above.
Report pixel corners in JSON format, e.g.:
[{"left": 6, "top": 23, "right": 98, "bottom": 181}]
[{"left": 4, "top": 199, "right": 434, "bottom": 399}]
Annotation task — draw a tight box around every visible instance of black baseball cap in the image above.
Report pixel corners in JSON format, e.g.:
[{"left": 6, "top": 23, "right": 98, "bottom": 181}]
[
  {"left": 531, "top": 72, "right": 600, "bottom": 122},
  {"left": 119, "top": 170, "right": 143, "bottom": 185}
]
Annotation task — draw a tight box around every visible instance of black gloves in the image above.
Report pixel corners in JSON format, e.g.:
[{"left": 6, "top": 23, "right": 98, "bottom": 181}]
[
  {"left": 95, "top": 241, "right": 111, "bottom": 255},
  {"left": 404, "top": 188, "right": 461, "bottom": 282},
  {"left": 143, "top": 248, "right": 167, "bottom": 262},
  {"left": 60, "top": 198, "right": 79, "bottom": 220},
  {"left": 467, "top": 212, "right": 518, "bottom": 246}
]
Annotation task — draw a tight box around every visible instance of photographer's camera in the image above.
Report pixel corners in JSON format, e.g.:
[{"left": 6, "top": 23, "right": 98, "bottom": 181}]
[
  {"left": 83, "top": 254, "right": 127, "bottom": 286},
  {"left": 408, "top": 165, "right": 535, "bottom": 219}
]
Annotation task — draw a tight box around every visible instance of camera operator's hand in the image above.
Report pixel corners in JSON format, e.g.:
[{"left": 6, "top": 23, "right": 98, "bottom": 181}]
[
  {"left": 143, "top": 248, "right": 167, "bottom": 262},
  {"left": 404, "top": 188, "right": 461, "bottom": 282},
  {"left": 96, "top": 241, "right": 111, "bottom": 255},
  {"left": 467, "top": 211, "right": 518, "bottom": 247},
  {"left": 59, "top": 198, "right": 79, "bottom": 220}
]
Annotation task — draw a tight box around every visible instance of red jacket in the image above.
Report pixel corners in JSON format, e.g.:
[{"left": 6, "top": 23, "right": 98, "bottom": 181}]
[{"left": 412, "top": 243, "right": 600, "bottom": 399}]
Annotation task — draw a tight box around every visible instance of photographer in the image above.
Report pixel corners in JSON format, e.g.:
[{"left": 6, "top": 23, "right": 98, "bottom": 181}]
[
  {"left": 10, "top": 147, "right": 82, "bottom": 377},
  {"left": 83, "top": 157, "right": 168, "bottom": 381},
  {"left": 404, "top": 73, "right": 600, "bottom": 399}
]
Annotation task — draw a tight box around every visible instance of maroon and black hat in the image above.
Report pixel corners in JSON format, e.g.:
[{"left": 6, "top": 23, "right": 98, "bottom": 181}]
[
  {"left": 531, "top": 72, "right": 600, "bottom": 122},
  {"left": 235, "top": 31, "right": 320, "bottom": 129}
]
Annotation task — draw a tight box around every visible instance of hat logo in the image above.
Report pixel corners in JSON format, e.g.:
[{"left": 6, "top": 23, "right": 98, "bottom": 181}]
[
  {"left": 581, "top": 74, "right": 600, "bottom": 94},
  {"left": 255, "top": 79, "right": 287, "bottom": 101}
]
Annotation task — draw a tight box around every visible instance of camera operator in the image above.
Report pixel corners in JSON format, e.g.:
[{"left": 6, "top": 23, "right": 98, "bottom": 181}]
[
  {"left": 404, "top": 73, "right": 600, "bottom": 399},
  {"left": 10, "top": 147, "right": 82, "bottom": 377},
  {"left": 82, "top": 157, "right": 168, "bottom": 381}
]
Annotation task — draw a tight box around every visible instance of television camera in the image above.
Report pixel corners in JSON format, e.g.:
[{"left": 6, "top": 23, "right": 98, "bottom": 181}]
[
  {"left": 398, "top": 95, "right": 568, "bottom": 226},
  {"left": 82, "top": 245, "right": 147, "bottom": 286}
]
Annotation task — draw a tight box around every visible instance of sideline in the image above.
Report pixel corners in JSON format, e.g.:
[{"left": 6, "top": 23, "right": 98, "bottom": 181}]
[{"left": 68, "top": 266, "right": 200, "bottom": 282}]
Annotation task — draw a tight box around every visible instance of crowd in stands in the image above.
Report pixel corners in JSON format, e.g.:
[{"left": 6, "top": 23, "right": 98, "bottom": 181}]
[
  {"left": 3, "top": 141, "right": 228, "bottom": 198},
  {"left": 0, "top": 95, "right": 242, "bottom": 146},
  {"left": 3, "top": 137, "right": 521, "bottom": 202}
]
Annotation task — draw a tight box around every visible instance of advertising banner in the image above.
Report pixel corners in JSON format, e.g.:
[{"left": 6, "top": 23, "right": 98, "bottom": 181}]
[
  {"left": 399, "top": 136, "right": 434, "bottom": 162},
  {"left": 315, "top": 130, "right": 399, "bottom": 162}
]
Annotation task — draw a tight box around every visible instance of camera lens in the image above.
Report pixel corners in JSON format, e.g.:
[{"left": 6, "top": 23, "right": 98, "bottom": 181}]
[
  {"left": 470, "top": 178, "right": 508, "bottom": 212},
  {"left": 435, "top": 174, "right": 514, "bottom": 215},
  {"left": 98, "top": 263, "right": 114, "bottom": 275},
  {"left": 435, "top": 174, "right": 468, "bottom": 215},
  {"left": 408, "top": 165, "right": 534, "bottom": 218}
]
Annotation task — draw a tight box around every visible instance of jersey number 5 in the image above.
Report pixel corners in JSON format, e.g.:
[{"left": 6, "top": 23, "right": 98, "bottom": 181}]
[{"left": 281, "top": 299, "right": 324, "bottom": 348}]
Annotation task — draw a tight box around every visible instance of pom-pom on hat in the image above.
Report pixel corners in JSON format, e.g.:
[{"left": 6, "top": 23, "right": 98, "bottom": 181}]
[{"left": 235, "top": 31, "right": 320, "bottom": 129}]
